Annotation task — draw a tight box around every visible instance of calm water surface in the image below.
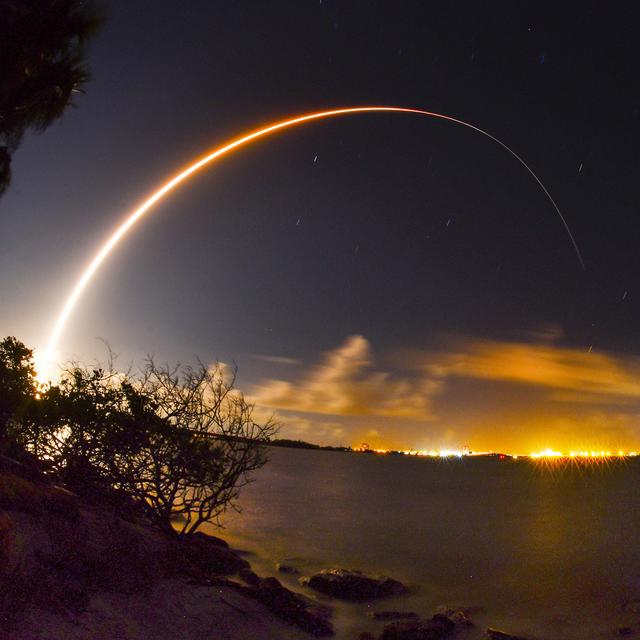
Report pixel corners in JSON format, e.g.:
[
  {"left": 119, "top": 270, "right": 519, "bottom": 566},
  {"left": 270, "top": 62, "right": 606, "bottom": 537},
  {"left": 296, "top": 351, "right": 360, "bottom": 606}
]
[{"left": 213, "top": 448, "right": 640, "bottom": 639}]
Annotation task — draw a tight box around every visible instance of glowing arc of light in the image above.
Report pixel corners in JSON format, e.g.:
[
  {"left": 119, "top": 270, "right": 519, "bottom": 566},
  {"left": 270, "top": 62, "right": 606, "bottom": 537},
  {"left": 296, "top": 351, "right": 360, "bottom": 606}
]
[{"left": 45, "top": 106, "right": 585, "bottom": 363}]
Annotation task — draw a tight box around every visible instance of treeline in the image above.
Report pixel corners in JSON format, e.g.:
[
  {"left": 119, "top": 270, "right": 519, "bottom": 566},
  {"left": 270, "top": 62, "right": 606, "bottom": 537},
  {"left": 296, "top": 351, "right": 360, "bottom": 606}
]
[
  {"left": 0, "top": 337, "right": 276, "bottom": 536},
  {"left": 271, "top": 438, "right": 352, "bottom": 452}
]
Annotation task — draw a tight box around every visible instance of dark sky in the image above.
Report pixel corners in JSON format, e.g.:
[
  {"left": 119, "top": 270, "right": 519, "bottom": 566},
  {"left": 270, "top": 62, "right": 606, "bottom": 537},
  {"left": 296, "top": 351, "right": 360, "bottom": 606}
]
[{"left": 2, "top": 1, "right": 640, "bottom": 450}]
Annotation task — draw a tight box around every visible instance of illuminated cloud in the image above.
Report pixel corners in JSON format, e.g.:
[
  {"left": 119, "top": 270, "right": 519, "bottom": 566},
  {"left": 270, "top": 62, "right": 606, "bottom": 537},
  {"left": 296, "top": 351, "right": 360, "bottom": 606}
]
[
  {"left": 253, "top": 335, "right": 440, "bottom": 419},
  {"left": 252, "top": 334, "right": 640, "bottom": 449},
  {"left": 428, "top": 338, "right": 640, "bottom": 401},
  {"left": 276, "top": 413, "right": 347, "bottom": 443}
]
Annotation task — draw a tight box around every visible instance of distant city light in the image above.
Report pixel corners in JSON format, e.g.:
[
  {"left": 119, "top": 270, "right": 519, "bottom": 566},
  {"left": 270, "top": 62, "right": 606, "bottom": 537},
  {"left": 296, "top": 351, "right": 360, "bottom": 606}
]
[
  {"left": 530, "top": 448, "right": 563, "bottom": 459},
  {"left": 351, "top": 445, "right": 639, "bottom": 461},
  {"left": 529, "top": 449, "right": 637, "bottom": 460}
]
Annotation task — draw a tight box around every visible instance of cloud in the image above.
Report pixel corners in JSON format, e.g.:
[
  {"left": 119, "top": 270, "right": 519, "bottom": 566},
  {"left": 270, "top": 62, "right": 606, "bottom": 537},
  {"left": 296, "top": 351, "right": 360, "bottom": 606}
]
[
  {"left": 428, "top": 338, "right": 640, "bottom": 401},
  {"left": 252, "top": 335, "right": 441, "bottom": 419},
  {"left": 274, "top": 413, "right": 347, "bottom": 443},
  {"left": 250, "top": 333, "right": 640, "bottom": 449}
]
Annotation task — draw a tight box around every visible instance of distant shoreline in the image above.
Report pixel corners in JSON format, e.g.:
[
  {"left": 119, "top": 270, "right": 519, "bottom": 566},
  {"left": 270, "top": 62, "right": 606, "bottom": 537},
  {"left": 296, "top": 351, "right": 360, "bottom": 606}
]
[
  {"left": 269, "top": 438, "right": 352, "bottom": 452},
  {"left": 268, "top": 441, "right": 640, "bottom": 463},
  {"left": 270, "top": 440, "right": 513, "bottom": 458},
  {"left": 269, "top": 438, "right": 510, "bottom": 459}
]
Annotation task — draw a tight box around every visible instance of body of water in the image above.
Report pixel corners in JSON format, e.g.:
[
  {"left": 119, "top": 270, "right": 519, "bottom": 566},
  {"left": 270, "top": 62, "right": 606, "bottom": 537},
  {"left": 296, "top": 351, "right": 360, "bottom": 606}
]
[{"left": 214, "top": 448, "right": 640, "bottom": 638}]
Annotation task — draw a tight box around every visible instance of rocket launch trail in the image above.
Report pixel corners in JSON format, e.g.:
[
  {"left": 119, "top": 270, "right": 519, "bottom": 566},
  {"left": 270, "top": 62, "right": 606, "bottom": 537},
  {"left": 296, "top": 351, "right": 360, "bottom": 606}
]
[{"left": 43, "top": 106, "right": 585, "bottom": 370}]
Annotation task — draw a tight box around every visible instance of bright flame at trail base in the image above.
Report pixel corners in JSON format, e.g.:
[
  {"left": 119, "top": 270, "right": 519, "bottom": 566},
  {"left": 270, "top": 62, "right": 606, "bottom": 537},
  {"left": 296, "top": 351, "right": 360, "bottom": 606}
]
[{"left": 41, "top": 106, "right": 585, "bottom": 380}]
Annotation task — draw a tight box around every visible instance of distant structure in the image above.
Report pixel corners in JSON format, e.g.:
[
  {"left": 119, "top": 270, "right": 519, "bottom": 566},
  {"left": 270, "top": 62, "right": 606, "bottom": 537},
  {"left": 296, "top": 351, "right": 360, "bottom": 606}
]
[
  {"left": 462, "top": 445, "right": 470, "bottom": 456},
  {"left": 361, "top": 443, "right": 370, "bottom": 451}
]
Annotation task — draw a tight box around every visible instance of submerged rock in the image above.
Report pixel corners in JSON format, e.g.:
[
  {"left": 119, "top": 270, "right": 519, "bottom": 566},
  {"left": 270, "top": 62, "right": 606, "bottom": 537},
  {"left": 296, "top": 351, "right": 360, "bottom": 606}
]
[
  {"left": 300, "top": 569, "right": 406, "bottom": 601},
  {"left": 434, "top": 605, "right": 473, "bottom": 627},
  {"left": 381, "top": 614, "right": 454, "bottom": 639}
]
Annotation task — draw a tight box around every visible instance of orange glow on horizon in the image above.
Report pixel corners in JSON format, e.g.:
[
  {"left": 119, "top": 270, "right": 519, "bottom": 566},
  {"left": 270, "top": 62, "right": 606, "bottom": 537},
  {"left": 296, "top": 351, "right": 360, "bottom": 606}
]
[{"left": 351, "top": 442, "right": 639, "bottom": 461}]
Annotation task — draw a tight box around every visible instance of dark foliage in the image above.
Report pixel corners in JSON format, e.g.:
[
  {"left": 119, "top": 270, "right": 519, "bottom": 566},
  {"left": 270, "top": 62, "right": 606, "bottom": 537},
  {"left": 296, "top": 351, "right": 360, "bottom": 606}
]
[
  {"left": 0, "top": 0, "right": 102, "bottom": 194},
  {"left": 0, "top": 337, "right": 277, "bottom": 536},
  {"left": 5, "top": 343, "right": 277, "bottom": 536},
  {"left": 0, "top": 337, "right": 37, "bottom": 442},
  {"left": 271, "top": 438, "right": 351, "bottom": 452}
]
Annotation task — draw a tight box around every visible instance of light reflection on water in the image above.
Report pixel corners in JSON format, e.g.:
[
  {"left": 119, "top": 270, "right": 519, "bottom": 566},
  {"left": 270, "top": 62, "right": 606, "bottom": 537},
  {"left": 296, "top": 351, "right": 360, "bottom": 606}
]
[{"left": 210, "top": 448, "right": 640, "bottom": 639}]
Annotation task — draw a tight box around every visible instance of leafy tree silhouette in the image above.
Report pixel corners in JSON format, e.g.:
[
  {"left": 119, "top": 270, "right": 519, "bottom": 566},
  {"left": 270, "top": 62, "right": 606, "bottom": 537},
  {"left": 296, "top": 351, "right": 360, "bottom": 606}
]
[
  {"left": 0, "top": 337, "right": 36, "bottom": 442},
  {"left": 0, "top": 0, "right": 102, "bottom": 194},
  {"left": 4, "top": 341, "right": 277, "bottom": 537}
]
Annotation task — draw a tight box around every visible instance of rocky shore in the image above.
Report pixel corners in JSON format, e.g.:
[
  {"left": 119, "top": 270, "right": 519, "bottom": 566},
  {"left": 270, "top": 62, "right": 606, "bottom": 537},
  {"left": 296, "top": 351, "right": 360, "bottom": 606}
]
[
  {"left": 1, "top": 454, "right": 637, "bottom": 640},
  {"left": 0, "top": 454, "right": 314, "bottom": 640}
]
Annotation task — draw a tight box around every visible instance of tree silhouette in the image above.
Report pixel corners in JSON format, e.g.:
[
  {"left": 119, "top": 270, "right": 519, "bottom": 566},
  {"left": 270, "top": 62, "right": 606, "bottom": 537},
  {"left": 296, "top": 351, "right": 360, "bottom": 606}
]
[
  {"left": 0, "top": 0, "right": 102, "bottom": 194},
  {"left": 0, "top": 337, "right": 37, "bottom": 443},
  {"left": 13, "top": 353, "right": 277, "bottom": 536}
]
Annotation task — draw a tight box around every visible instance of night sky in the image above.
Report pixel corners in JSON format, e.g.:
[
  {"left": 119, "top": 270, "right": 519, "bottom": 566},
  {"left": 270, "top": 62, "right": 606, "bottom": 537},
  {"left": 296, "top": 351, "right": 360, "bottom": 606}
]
[{"left": 2, "top": 1, "right": 640, "bottom": 452}]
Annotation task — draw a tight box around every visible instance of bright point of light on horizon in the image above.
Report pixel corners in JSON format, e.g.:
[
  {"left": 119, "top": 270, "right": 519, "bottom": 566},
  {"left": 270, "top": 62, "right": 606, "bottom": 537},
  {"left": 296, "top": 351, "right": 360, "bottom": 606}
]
[{"left": 528, "top": 449, "right": 638, "bottom": 460}]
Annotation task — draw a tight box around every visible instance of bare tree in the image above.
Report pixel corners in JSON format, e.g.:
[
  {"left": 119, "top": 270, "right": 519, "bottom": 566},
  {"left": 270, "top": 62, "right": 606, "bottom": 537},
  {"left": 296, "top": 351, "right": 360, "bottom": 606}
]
[{"left": 115, "top": 359, "right": 278, "bottom": 535}]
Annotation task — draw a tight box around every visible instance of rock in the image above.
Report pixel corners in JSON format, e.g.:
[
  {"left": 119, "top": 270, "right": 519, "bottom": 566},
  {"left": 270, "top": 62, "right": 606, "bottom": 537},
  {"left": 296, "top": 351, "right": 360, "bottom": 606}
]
[
  {"left": 430, "top": 614, "right": 455, "bottom": 630},
  {"left": 240, "top": 576, "right": 334, "bottom": 636},
  {"left": 0, "top": 471, "right": 79, "bottom": 518},
  {"left": 381, "top": 615, "right": 454, "bottom": 639},
  {"left": 178, "top": 531, "right": 249, "bottom": 577},
  {"left": 189, "top": 530, "right": 229, "bottom": 548},
  {"left": 276, "top": 561, "right": 299, "bottom": 575},
  {"left": 238, "top": 567, "right": 261, "bottom": 586},
  {"left": 260, "top": 576, "right": 284, "bottom": 590},
  {"left": 434, "top": 606, "right": 473, "bottom": 626},
  {"left": 300, "top": 569, "right": 407, "bottom": 601},
  {"left": 368, "top": 611, "right": 419, "bottom": 620},
  {"left": 0, "top": 453, "right": 48, "bottom": 482},
  {"left": 1, "top": 459, "right": 328, "bottom": 637},
  {"left": 1, "top": 459, "right": 333, "bottom": 638},
  {"left": 486, "top": 629, "right": 528, "bottom": 640}
]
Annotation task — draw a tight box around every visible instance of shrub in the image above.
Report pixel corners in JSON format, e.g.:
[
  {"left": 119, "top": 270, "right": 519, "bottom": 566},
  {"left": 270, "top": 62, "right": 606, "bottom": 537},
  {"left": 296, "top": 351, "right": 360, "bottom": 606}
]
[
  {"left": 0, "top": 337, "right": 37, "bottom": 443},
  {"left": 13, "top": 352, "right": 277, "bottom": 536}
]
